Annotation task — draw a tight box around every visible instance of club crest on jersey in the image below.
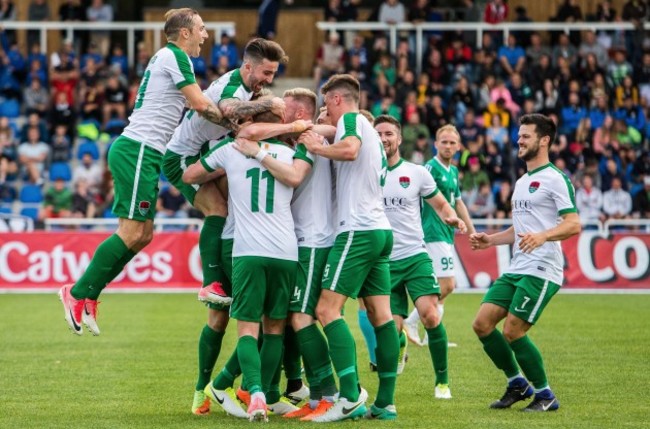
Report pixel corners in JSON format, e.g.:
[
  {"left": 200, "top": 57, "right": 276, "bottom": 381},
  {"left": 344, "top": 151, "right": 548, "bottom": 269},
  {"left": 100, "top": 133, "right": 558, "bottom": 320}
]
[
  {"left": 399, "top": 176, "right": 410, "bottom": 188},
  {"left": 529, "top": 181, "right": 540, "bottom": 194},
  {"left": 138, "top": 201, "right": 151, "bottom": 216}
]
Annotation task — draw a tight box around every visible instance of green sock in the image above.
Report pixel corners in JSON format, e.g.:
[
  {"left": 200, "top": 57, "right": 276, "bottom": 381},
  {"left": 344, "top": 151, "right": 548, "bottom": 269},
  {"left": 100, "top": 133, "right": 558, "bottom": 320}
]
[
  {"left": 237, "top": 335, "right": 262, "bottom": 394},
  {"left": 87, "top": 249, "right": 137, "bottom": 300},
  {"left": 509, "top": 335, "right": 549, "bottom": 390},
  {"left": 399, "top": 329, "right": 407, "bottom": 348},
  {"left": 200, "top": 216, "right": 226, "bottom": 286},
  {"left": 260, "top": 333, "right": 284, "bottom": 402},
  {"left": 324, "top": 319, "right": 359, "bottom": 401},
  {"left": 426, "top": 323, "right": 449, "bottom": 385},
  {"left": 479, "top": 330, "right": 521, "bottom": 379},
  {"left": 213, "top": 347, "right": 242, "bottom": 390},
  {"left": 374, "top": 320, "right": 399, "bottom": 408},
  {"left": 296, "top": 323, "right": 337, "bottom": 397},
  {"left": 72, "top": 234, "right": 129, "bottom": 299},
  {"left": 303, "top": 359, "right": 322, "bottom": 401},
  {"left": 283, "top": 325, "right": 302, "bottom": 382},
  {"left": 195, "top": 325, "right": 225, "bottom": 391}
]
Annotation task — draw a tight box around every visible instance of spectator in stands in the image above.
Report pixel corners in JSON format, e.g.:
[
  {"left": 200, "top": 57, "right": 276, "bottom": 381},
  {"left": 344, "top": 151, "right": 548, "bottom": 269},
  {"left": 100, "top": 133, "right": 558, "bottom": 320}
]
[
  {"left": 132, "top": 42, "right": 150, "bottom": 79},
  {"left": 108, "top": 44, "right": 129, "bottom": 77},
  {"left": 535, "top": 78, "right": 560, "bottom": 116},
  {"left": 50, "top": 125, "right": 71, "bottom": 163},
  {"left": 102, "top": 74, "right": 128, "bottom": 128},
  {"left": 210, "top": 33, "right": 239, "bottom": 72},
  {"left": 423, "top": 48, "right": 447, "bottom": 93},
  {"left": 490, "top": 79, "right": 519, "bottom": 116},
  {"left": 615, "top": 75, "right": 640, "bottom": 108},
  {"left": 20, "top": 113, "right": 48, "bottom": 143},
  {"left": 445, "top": 37, "right": 473, "bottom": 80},
  {"left": 18, "top": 127, "right": 49, "bottom": 184},
  {"left": 498, "top": 34, "right": 526, "bottom": 77},
  {"left": 71, "top": 178, "right": 96, "bottom": 219},
  {"left": 410, "top": 133, "right": 432, "bottom": 165},
  {"left": 466, "top": 182, "right": 496, "bottom": 219},
  {"left": 608, "top": 48, "right": 633, "bottom": 87},
  {"left": 324, "top": 0, "right": 360, "bottom": 23},
  {"left": 527, "top": 54, "right": 554, "bottom": 93},
  {"left": 601, "top": 157, "right": 626, "bottom": 191},
  {"left": 59, "top": 0, "right": 86, "bottom": 51},
  {"left": 371, "top": 94, "right": 401, "bottom": 122},
  {"left": 314, "top": 31, "right": 345, "bottom": 87},
  {"left": 484, "top": 140, "right": 509, "bottom": 183},
  {"left": 461, "top": 156, "right": 490, "bottom": 194},
  {"left": 378, "top": 0, "right": 406, "bottom": 24},
  {"left": 86, "top": 0, "right": 113, "bottom": 57},
  {"left": 23, "top": 78, "right": 49, "bottom": 117},
  {"left": 494, "top": 180, "right": 512, "bottom": 218},
  {"left": 49, "top": 91, "right": 76, "bottom": 138},
  {"left": 508, "top": 72, "right": 532, "bottom": 109},
  {"left": 632, "top": 175, "right": 650, "bottom": 218},
  {"left": 554, "top": 0, "right": 583, "bottom": 46},
  {"left": 483, "top": 0, "right": 508, "bottom": 46},
  {"left": 589, "top": 94, "right": 611, "bottom": 130},
  {"left": 560, "top": 92, "right": 587, "bottom": 138},
  {"left": 0, "top": 0, "right": 16, "bottom": 45},
  {"left": 603, "top": 176, "right": 632, "bottom": 220},
  {"left": 451, "top": 76, "right": 477, "bottom": 124},
  {"left": 615, "top": 95, "right": 646, "bottom": 135},
  {"left": 579, "top": 30, "right": 608, "bottom": 69},
  {"left": 401, "top": 111, "right": 429, "bottom": 160},
  {"left": 400, "top": 88, "right": 418, "bottom": 123},
  {"left": 156, "top": 185, "right": 188, "bottom": 220},
  {"left": 395, "top": 70, "right": 416, "bottom": 111},
  {"left": 372, "top": 52, "right": 397, "bottom": 97},
  {"left": 635, "top": 51, "right": 650, "bottom": 106},
  {"left": 0, "top": 116, "right": 15, "bottom": 143},
  {"left": 39, "top": 178, "right": 72, "bottom": 220},
  {"left": 576, "top": 175, "right": 605, "bottom": 223},
  {"left": 458, "top": 109, "right": 484, "bottom": 147},
  {"left": 395, "top": 38, "right": 415, "bottom": 80},
  {"left": 80, "top": 80, "right": 103, "bottom": 124},
  {"left": 0, "top": 130, "right": 17, "bottom": 184},
  {"left": 552, "top": 33, "right": 578, "bottom": 68},
  {"left": 614, "top": 117, "right": 642, "bottom": 148},
  {"left": 422, "top": 94, "right": 448, "bottom": 135},
  {"left": 27, "top": 0, "right": 50, "bottom": 51},
  {"left": 73, "top": 152, "right": 103, "bottom": 194},
  {"left": 525, "top": 32, "right": 551, "bottom": 67},
  {"left": 485, "top": 113, "right": 508, "bottom": 151},
  {"left": 621, "top": 0, "right": 647, "bottom": 66},
  {"left": 347, "top": 34, "right": 369, "bottom": 74}
]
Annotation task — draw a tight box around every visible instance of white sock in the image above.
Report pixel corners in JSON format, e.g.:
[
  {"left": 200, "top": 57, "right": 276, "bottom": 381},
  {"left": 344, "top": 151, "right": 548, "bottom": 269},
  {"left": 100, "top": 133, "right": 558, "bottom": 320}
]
[
  {"left": 405, "top": 308, "right": 420, "bottom": 324},
  {"left": 437, "top": 303, "right": 445, "bottom": 320},
  {"left": 309, "top": 399, "right": 320, "bottom": 409},
  {"left": 251, "top": 392, "right": 266, "bottom": 402}
]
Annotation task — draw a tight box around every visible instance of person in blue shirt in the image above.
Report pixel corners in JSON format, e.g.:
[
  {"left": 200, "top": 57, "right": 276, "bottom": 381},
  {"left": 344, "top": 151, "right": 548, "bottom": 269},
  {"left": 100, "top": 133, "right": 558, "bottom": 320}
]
[
  {"left": 498, "top": 34, "right": 526, "bottom": 77},
  {"left": 211, "top": 33, "right": 239, "bottom": 72}
]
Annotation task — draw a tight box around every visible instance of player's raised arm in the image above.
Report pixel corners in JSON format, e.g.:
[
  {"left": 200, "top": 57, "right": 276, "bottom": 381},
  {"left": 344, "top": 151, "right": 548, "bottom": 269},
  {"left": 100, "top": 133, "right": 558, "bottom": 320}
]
[
  {"left": 299, "top": 130, "right": 360, "bottom": 161},
  {"left": 237, "top": 119, "right": 312, "bottom": 141}
]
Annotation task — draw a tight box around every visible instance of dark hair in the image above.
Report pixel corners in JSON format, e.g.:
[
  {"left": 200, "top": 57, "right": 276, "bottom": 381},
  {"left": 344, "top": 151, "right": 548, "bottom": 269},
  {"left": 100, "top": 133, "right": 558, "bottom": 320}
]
[
  {"left": 244, "top": 38, "right": 288, "bottom": 65},
  {"left": 321, "top": 74, "right": 360, "bottom": 104},
  {"left": 520, "top": 113, "right": 556, "bottom": 144},
  {"left": 374, "top": 114, "right": 401, "bottom": 132}
]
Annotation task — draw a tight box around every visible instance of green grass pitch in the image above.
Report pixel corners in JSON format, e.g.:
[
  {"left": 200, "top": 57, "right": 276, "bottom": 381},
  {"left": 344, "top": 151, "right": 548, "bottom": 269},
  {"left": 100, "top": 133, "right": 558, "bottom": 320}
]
[{"left": 1, "top": 293, "right": 648, "bottom": 428}]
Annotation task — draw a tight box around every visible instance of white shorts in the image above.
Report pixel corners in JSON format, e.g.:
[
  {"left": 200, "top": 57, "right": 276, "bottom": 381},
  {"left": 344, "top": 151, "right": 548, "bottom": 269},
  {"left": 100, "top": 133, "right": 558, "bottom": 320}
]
[{"left": 425, "top": 241, "right": 455, "bottom": 278}]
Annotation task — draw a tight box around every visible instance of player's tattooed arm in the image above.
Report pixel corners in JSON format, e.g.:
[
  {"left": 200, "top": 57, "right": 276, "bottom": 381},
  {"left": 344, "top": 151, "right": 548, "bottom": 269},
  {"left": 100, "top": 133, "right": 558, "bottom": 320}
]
[{"left": 219, "top": 97, "right": 285, "bottom": 121}]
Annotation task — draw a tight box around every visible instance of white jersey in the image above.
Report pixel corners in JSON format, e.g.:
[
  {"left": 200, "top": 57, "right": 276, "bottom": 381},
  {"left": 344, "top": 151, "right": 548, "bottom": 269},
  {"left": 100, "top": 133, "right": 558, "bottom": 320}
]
[
  {"left": 333, "top": 112, "right": 391, "bottom": 233},
  {"left": 291, "top": 144, "right": 335, "bottom": 248},
  {"left": 508, "top": 163, "right": 577, "bottom": 285},
  {"left": 166, "top": 68, "right": 254, "bottom": 156},
  {"left": 201, "top": 137, "right": 298, "bottom": 261},
  {"left": 383, "top": 159, "right": 439, "bottom": 260},
  {"left": 222, "top": 197, "right": 235, "bottom": 240},
  {"left": 123, "top": 43, "right": 196, "bottom": 154}
]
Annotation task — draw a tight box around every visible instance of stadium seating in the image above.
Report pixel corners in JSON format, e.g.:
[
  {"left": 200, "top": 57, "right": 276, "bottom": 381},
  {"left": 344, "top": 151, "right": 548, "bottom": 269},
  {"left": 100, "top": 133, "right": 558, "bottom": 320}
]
[
  {"left": 76, "top": 139, "right": 100, "bottom": 160},
  {"left": 49, "top": 162, "right": 72, "bottom": 182}
]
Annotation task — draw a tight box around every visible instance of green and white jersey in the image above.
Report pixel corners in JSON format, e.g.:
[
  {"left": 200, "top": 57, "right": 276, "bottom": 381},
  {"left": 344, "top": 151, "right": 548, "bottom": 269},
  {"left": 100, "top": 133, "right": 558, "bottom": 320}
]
[
  {"left": 222, "top": 199, "right": 235, "bottom": 239},
  {"left": 508, "top": 163, "right": 577, "bottom": 285},
  {"left": 123, "top": 43, "right": 196, "bottom": 154},
  {"left": 167, "top": 69, "right": 254, "bottom": 157},
  {"left": 422, "top": 156, "right": 461, "bottom": 244},
  {"left": 333, "top": 112, "right": 391, "bottom": 233},
  {"left": 201, "top": 137, "right": 297, "bottom": 261},
  {"left": 291, "top": 144, "right": 335, "bottom": 248},
  {"left": 384, "top": 159, "right": 439, "bottom": 261}
]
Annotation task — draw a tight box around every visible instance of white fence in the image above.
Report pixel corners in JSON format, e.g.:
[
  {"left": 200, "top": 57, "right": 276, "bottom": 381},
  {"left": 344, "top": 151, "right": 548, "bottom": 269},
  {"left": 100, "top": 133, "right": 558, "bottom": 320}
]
[
  {"left": 43, "top": 217, "right": 203, "bottom": 232},
  {"left": 316, "top": 21, "right": 650, "bottom": 75}
]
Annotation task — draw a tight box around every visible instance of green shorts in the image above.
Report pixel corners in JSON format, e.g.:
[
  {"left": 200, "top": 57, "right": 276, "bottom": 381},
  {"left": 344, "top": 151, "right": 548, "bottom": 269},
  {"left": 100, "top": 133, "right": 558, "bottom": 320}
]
[
  {"left": 206, "top": 238, "right": 234, "bottom": 311},
  {"left": 322, "top": 229, "right": 393, "bottom": 299},
  {"left": 109, "top": 135, "right": 163, "bottom": 221},
  {"left": 482, "top": 273, "right": 561, "bottom": 325},
  {"left": 231, "top": 256, "right": 297, "bottom": 322},
  {"left": 161, "top": 150, "right": 201, "bottom": 205},
  {"left": 390, "top": 252, "right": 440, "bottom": 318},
  {"left": 290, "top": 247, "right": 331, "bottom": 317}
]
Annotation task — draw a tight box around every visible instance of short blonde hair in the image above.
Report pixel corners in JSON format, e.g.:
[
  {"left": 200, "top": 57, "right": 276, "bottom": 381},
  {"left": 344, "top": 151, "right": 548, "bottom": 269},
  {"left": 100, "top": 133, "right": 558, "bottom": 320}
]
[
  {"left": 283, "top": 88, "right": 317, "bottom": 116},
  {"left": 164, "top": 8, "right": 199, "bottom": 41},
  {"left": 435, "top": 124, "right": 461, "bottom": 141}
]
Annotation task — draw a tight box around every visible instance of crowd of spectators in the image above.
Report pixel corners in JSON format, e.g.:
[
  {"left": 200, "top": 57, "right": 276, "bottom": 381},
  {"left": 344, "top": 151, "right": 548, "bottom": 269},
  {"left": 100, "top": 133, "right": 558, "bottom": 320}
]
[
  {"left": 317, "top": 0, "right": 650, "bottom": 224},
  {"left": 1, "top": 0, "right": 650, "bottom": 229}
]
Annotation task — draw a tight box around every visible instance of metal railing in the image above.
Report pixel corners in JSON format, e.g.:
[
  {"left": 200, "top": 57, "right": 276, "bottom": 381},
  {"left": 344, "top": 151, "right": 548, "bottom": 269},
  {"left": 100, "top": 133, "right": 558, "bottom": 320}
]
[
  {"left": 316, "top": 21, "right": 650, "bottom": 75},
  {"left": 44, "top": 217, "right": 203, "bottom": 232},
  {"left": 1, "top": 21, "right": 236, "bottom": 69},
  {"left": 0, "top": 213, "right": 34, "bottom": 232}
]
